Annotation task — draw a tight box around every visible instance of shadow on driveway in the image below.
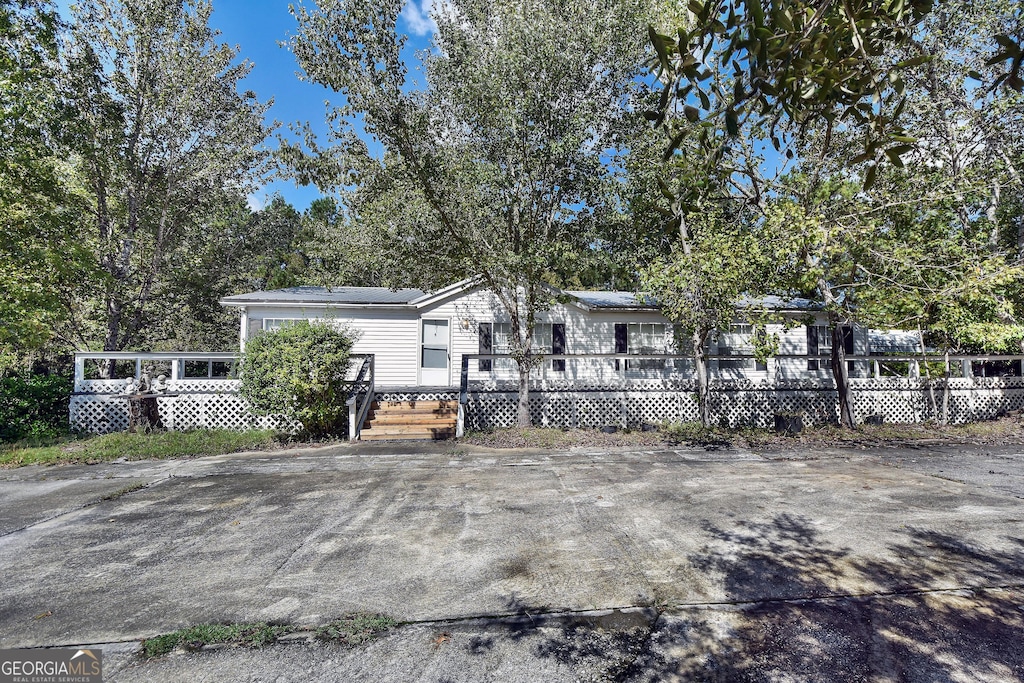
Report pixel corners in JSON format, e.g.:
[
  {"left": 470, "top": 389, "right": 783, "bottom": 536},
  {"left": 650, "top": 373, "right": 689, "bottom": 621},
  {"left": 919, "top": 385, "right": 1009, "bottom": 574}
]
[{"left": 523, "top": 514, "right": 1024, "bottom": 681}]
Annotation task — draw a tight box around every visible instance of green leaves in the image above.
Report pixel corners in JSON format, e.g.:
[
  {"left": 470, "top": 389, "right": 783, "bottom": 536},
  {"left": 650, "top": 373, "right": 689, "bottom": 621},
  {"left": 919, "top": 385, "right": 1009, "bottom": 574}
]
[
  {"left": 651, "top": 0, "right": 938, "bottom": 178},
  {"left": 987, "top": 33, "right": 1024, "bottom": 91},
  {"left": 240, "top": 321, "right": 355, "bottom": 436},
  {"left": 724, "top": 108, "right": 739, "bottom": 136}
]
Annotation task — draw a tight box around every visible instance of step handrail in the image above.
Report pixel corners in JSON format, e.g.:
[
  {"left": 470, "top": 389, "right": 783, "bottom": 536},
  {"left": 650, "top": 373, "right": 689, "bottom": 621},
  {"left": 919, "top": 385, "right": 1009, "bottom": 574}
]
[{"left": 347, "top": 355, "right": 375, "bottom": 441}]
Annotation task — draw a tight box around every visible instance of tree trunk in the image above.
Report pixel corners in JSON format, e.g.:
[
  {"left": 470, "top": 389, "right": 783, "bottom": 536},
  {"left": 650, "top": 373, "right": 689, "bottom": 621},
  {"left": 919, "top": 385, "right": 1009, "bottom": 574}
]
[
  {"left": 516, "top": 361, "right": 530, "bottom": 427},
  {"left": 100, "top": 298, "right": 123, "bottom": 379},
  {"left": 693, "top": 330, "right": 710, "bottom": 427},
  {"left": 830, "top": 324, "right": 855, "bottom": 428}
]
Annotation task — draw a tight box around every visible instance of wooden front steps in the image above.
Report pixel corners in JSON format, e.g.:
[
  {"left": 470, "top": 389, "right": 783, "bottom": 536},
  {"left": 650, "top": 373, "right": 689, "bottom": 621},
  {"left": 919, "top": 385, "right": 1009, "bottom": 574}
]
[{"left": 359, "top": 399, "right": 457, "bottom": 441}]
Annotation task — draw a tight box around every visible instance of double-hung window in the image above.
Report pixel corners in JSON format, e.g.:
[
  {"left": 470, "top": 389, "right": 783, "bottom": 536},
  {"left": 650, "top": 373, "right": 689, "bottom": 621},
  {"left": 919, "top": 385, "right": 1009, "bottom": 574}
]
[
  {"left": 718, "top": 324, "right": 767, "bottom": 371},
  {"left": 263, "top": 319, "right": 299, "bottom": 332},
  {"left": 479, "top": 322, "right": 565, "bottom": 372},
  {"left": 807, "top": 325, "right": 831, "bottom": 371},
  {"left": 807, "top": 325, "right": 854, "bottom": 372},
  {"left": 614, "top": 323, "right": 668, "bottom": 370}
]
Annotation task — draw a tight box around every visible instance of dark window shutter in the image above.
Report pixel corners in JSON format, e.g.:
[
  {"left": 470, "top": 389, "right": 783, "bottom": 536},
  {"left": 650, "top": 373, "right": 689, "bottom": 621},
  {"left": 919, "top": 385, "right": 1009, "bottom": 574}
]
[
  {"left": 552, "top": 323, "right": 565, "bottom": 372},
  {"left": 615, "top": 323, "right": 627, "bottom": 371},
  {"left": 247, "top": 318, "right": 263, "bottom": 340},
  {"left": 807, "top": 325, "right": 819, "bottom": 371},
  {"left": 842, "top": 325, "right": 855, "bottom": 374},
  {"left": 478, "top": 323, "right": 492, "bottom": 372}
]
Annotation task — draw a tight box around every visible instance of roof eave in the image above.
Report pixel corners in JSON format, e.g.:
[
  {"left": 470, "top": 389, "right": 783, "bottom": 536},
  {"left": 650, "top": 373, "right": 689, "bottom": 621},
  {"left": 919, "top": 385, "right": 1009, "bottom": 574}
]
[{"left": 219, "top": 299, "right": 417, "bottom": 309}]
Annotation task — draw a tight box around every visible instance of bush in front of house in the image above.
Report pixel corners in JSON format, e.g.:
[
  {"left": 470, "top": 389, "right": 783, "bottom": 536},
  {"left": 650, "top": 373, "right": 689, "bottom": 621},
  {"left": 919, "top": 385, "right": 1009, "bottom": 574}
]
[
  {"left": 239, "top": 321, "right": 355, "bottom": 436},
  {"left": 0, "top": 374, "right": 73, "bottom": 442}
]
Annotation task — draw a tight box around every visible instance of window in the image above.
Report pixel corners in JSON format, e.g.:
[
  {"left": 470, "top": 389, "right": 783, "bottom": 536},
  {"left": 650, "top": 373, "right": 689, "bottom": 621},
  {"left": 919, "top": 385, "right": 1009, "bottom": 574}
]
[
  {"left": 183, "top": 360, "right": 235, "bottom": 378},
  {"left": 629, "top": 323, "right": 667, "bottom": 369},
  {"left": 718, "top": 324, "right": 767, "bottom": 371},
  {"left": 615, "top": 323, "right": 668, "bottom": 370},
  {"left": 808, "top": 325, "right": 854, "bottom": 372},
  {"left": 263, "top": 318, "right": 299, "bottom": 332},
  {"left": 808, "top": 325, "right": 835, "bottom": 370},
  {"left": 486, "top": 322, "right": 565, "bottom": 372}
]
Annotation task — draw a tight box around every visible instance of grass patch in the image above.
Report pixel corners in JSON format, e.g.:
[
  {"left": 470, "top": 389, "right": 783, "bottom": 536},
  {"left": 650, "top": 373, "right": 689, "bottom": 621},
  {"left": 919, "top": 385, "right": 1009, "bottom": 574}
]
[
  {"left": 0, "top": 429, "right": 287, "bottom": 468},
  {"left": 142, "top": 622, "right": 293, "bottom": 658},
  {"left": 141, "top": 614, "right": 398, "bottom": 658},
  {"left": 314, "top": 613, "right": 398, "bottom": 645},
  {"left": 100, "top": 481, "right": 148, "bottom": 501}
]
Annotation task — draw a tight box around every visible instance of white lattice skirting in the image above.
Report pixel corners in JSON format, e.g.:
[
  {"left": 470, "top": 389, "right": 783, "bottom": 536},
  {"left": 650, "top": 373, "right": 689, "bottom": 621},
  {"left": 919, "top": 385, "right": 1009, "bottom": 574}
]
[
  {"left": 70, "top": 391, "right": 296, "bottom": 435},
  {"left": 70, "top": 379, "right": 1024, "bottom": 434},
  {"left": 464, "top": 380, "right": 1024, "bottom": 430}
]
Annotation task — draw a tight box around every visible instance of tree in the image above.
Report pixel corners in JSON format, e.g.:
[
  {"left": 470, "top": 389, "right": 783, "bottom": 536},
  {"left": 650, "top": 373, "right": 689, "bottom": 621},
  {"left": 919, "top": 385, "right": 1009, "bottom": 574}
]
[
  {"left": 61, "top": 0, "right": 270, "bottom": 370},
  {"left": 649, "top": 0, "right": 1023, "bottom": 184},
  {"left": 641, "top": 210, "right": 775, "bottom": 426},
  {"left": 0, "top": 0, "right": 84, "bottom": 373},
  {"left": 289, "top": 0, "right": 656, "bottom": 425},
  {"left": 762, "top": 175, "right": 873, "bottom": 428},
  {"left": 762, "top": 0, "right": 1024, "bottom": 427}
]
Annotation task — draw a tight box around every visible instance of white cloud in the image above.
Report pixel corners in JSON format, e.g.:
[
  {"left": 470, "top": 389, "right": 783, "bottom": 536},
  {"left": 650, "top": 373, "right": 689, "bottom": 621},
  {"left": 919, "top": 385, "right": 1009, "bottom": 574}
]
[
  {"left": 401, "top": 0, "right": 438, "bottom": 36},
  {"left": 247, "top": 193, "right": 266, "bottom": 211}
]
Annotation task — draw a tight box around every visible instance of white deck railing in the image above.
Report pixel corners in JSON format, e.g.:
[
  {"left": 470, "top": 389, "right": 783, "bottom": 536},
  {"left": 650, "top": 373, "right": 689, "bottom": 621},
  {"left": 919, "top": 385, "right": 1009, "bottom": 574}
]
[
  {"left": 454, "top": 353, "right": 1024, "bottom": 434},
  {"left": 68, "top": 351, "right": 1024, "bottom": 435},
  {"left": 70, "top": 352, "right": 374, "bottom": 435}
]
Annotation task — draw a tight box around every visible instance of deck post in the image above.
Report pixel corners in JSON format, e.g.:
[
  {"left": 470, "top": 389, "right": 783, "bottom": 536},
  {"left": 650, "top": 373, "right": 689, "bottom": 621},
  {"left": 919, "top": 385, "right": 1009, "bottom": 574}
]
[
  {"left": 457, "top": 355, "right": 470, "bottom": 437},
  {"left": 348, "top": 397, "right": 357, "bottom": 442}
]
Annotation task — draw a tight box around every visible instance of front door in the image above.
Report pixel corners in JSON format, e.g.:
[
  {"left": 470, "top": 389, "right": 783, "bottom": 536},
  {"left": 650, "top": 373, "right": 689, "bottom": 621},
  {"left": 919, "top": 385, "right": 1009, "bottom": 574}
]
[{"left": 420, "top": 319, "right": 450, "bottom": 385}]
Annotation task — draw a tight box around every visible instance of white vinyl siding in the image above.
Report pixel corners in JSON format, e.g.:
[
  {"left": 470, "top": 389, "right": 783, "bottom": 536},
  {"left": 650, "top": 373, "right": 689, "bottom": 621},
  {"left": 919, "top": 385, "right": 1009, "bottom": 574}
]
[
  {"left": 237, "top": 288, "right": 862, "bottom": 387},
  {"left": 246, "top": 306, "right": 420, "bottom": 386}
]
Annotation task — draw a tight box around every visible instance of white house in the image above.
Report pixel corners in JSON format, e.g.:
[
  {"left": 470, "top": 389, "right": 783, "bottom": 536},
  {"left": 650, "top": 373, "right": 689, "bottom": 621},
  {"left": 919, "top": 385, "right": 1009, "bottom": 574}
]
[
  {"left": 219, "top": 279, "right": 868, "bottom": 389},
  {"left": 67, "top": 281, "right": 1018, "bottom": 438}
]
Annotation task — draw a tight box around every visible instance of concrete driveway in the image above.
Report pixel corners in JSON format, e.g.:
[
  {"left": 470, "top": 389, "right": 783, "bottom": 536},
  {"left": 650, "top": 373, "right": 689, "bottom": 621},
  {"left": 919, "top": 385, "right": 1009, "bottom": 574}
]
[{"left": 1, "top": 441, "right": 1022, "bottom": 681}]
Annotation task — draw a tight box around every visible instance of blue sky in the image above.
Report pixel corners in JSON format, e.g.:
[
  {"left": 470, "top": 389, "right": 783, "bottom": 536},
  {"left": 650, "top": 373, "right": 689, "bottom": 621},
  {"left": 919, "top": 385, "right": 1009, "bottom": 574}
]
[
  {"left": 213, "top": 0, "right": 437, "bottom": 210},
  {"left": 59, "top": 0, "right": 438, "bottom": 211}
]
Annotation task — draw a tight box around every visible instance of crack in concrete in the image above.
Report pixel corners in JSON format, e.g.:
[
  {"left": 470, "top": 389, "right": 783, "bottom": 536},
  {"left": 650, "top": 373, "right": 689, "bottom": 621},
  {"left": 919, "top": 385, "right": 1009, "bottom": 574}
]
[
  {"left": 0, "top": 476, "right": 165, "bottom": 541},
  {"left": 22, "top": 581, "right": 1023, "bottom": 652}
]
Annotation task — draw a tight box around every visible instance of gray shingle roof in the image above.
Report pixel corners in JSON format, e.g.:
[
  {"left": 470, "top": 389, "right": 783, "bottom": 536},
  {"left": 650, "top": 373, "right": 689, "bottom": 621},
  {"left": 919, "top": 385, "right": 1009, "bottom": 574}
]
[
  {"left": 223, "top": 283, "right": 824, "bottom": 312},
  {"left": 566, "top": 291, "right": 654, "bottom": 309},
  {"left": 220, "top": 286, "right": 426, "bottom": 306},
  {"left": 568, "top": 291, "right": 822, "bottom": 311}
]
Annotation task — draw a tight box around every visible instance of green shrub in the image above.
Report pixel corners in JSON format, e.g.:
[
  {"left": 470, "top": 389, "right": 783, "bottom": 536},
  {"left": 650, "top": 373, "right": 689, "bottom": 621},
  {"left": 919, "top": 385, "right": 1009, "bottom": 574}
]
[
  {"left": 239, "top": 321, "right": 355, "bottom": 436},
  {"left": 0, "top": 374, "right": 72, "bottom": 442}
]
